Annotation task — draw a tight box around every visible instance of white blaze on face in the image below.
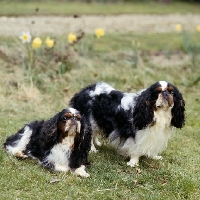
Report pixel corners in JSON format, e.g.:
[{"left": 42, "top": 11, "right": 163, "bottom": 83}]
[
  {"left": 159, "top": 81, "right": 168, "bottom": 91},
  {"left": 65, "top": 108, "right": 81, "bottom": 134},
  {"left": 156, "top": 81, "right": 170, "bottom": 108},
  {"left": 68, "top": 107, "right": 79, "bottom": 114}
]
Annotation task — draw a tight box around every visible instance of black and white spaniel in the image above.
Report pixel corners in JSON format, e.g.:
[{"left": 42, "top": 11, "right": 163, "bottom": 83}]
[
  {"left": 69, "top": 81, "right": 185, "bottom": 167},
  {"left": 3, "top": 108, "right": 91, "bottom": 177}
]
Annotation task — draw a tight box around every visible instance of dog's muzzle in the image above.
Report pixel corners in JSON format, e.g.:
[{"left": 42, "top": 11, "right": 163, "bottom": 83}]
[{"left": 162, "top": 91, "right": 169, "bottom": 101}]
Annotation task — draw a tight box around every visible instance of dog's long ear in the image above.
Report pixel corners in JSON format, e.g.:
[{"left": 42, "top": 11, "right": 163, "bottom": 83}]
[
  {"left": 40, "top": 112, "right": 62, "bottom": 147},
  {"left": 69, "top": 116, "right": 92, "bottom": 169},
  {"left": 171, "top": 87, "right": 185, "bottom": 128},
  {"left": 132, "top": 89, "right": 154, "bottom": 131},
  {"left": 79, "top": 116, "right": 92, "bottom": 154}
]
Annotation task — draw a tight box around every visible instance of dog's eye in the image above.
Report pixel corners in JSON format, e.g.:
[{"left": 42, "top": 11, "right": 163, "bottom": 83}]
[{"left": 61, "top": 116, "right": 67, "bottom": 121}]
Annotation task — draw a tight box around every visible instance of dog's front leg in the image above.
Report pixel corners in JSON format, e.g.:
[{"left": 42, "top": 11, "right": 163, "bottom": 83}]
[
  {"left": 94, "top": 136, "right": 102, "bottom": 147},
  {"left": 90, "top": 138, "right": 98, "bottom": 152}
]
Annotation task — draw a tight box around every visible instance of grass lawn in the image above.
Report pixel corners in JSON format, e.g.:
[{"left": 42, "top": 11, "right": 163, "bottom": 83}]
[
  {"left": 0, "top": 1, "right": 199, "bottom": 16},
  {"left": 0, "top": 29, "right": 200, "bottom": 199}
]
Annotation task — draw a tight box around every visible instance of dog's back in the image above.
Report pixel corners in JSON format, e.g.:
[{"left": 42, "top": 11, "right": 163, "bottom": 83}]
[{"left": 69, "top": 82, "right": 136, "bottom": 139}]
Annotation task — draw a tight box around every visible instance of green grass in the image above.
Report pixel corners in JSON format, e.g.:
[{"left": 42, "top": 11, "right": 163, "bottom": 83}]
[
  {"left": 0, "top": 1, "right": 199, "bottom": 16},
  {"left": 0, "top": 30, "right": 200, "bottom": 199},
  {"left": 88, "top": 32, "right": 200, "bottom": 52}
]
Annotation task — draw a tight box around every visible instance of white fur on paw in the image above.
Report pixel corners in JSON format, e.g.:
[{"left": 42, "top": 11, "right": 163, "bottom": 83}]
[
  {"left": 127, "top": 158, "right": 139, "bottom": 167},
  {"left": 90, "top": 146, "right": 98, "bottom": 153},
  {"left": 95, "top": 138, "right": 102, "bottom": 146},
  {"left": 14, "top": 151, "right": 28, "bottom": 158},
  {"left": 152, "top": 156, "right": 163, "bottom": 160},
  {"left": 82, "top": 172, "right": 90, "bottom": 178},
  {"left": 74, "top": 165, "right": 90, "bottom": 177}
]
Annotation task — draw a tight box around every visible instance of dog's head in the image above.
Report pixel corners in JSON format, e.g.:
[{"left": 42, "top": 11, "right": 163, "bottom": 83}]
[
  {"left": 149, "top": 81, "right": 175, "bottom": 109},
  {"left": 133, "top": 81, "right": 185, "bottom": 130},
  {"left": 57, "top": 108, "right": 81, "bottom": 139},
  {"left": 41, "top": 108, "right": 82, "bottom": 145}
]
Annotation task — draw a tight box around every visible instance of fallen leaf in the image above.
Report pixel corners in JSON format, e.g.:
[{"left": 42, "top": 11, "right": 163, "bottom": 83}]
[{"left": 50, "top": 178, "right": 61, "bottom": 183}]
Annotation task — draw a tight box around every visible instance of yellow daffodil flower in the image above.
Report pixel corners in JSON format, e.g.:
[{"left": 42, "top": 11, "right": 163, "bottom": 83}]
[
  {"left": 19, "top": 32, "right": 32, "bottom": 43},
  {"left": 68, "top": 32, "right": 77, "bottom": 44},
  {"left": 132, "top": 40, "right": 140, "bottom": 48},
  {"left": 45, "top": 37, "right": 54, "bottom": 48},
  {"left": 196, "top": 25, "right": 200, "bottom": 32},
  {"left": 32, "top": 37, "right": 42, "bottom": 49},
  {"left": 95, "top": 28, "right": 105, "bottom": 39},
  {"left": 175, "top": 24, "right": 182, "bottom": 32}
]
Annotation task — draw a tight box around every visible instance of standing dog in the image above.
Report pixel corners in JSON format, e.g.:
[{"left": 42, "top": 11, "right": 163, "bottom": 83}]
[
  {"left": 69, "top": 81, "right": 185, "bottom": 167},
  {"left": 3, "top": 108, "right": 91, "bottom": 177}
]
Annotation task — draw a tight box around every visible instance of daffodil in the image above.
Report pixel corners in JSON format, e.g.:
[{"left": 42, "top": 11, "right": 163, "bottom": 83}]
[
  {"left": 196, "top": 25, "right": 200, "bottom": 32},
  {"left": 175, "top": 24, "right": 182, "bottom": 32},
  {"left": 19, "top": 32, "right": 32, "bottom": 43},
  {"left": 95, "top": 28, "right": 105, "bottom": 39},
  {"left": 45, "top": 37, "right": 54, "bottom": 48},
  {"left": 132, "top": 40, "right": 140, "bottom": 48},
  {"left": 32, "top": 37, "right": 42, "bottom": 49},
  {"left": 68, "top": 32, "right": 77, "bottom": 44}
]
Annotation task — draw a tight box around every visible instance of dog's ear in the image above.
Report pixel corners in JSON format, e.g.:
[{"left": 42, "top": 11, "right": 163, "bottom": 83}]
[
  {"left": 79, "top": 116, "right": 92, "bottom": 153},
  {"left": 40, "top": 112, "right": 61, "bottom": 147},
  {"left": 69, "top": 116, "right": 92, "bottom": 169},
  {"left": 132, "top": 89, "right": 154, "bottom": 131},
  {"left": 171, "top": 87, "right": 185, "bottom": 128}
]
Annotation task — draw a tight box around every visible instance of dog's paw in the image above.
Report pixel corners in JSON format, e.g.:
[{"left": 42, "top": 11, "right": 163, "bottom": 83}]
[
  {"left": 96, "top": 141, "right": 102, "bottom": 147},
  {"left": 90, "top": 146, "right": 99, "bottom": 153},
  {"left": 14, "top": 151, "right": 28, "bottom": 158},
  {"left": 127, "top": 158, "right": 139, "bottom": 167},
  {"left": 82, "top": 172, "right": 90, "bottom": 178},
  {"left": 152, "top": 155, "right": 163, "bottom": 160},
  {"left": 74, "top": 165, "right": 90, "bottom": 178},
  {"left": 94, "top": 138, "right": 102, "bottom": 147}
]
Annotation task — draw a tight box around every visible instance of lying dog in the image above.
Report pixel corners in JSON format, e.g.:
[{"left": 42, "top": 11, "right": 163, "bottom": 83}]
[
  {"left": 69, "top": 81, "right": 185, "bottom": 167},
  {"left": 3, "top": 108, "right": 91, "bottom": 177}
]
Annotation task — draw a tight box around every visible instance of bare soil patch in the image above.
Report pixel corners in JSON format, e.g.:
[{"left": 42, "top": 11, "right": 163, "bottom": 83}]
[{"left": 0, "top": 14, "right": 200, "bottom": 36}]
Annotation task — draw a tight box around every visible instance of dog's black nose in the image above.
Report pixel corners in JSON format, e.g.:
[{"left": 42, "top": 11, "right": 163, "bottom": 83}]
[
  {"left": 71, "top": 117, "right": 77, "bottom": 124},
  {"left": 162, "top": 91, "right": 169, "bottom": 100}
]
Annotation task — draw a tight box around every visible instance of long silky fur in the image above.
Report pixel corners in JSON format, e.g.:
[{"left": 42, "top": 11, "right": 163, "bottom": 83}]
[
  {"left": 69, "top": 116, "right": 92, "bottom": 169},
  {"left": 171, "top": 86, "right": 185, "bottom": 128},
  {"left": 132, "top": 89, "right": 154, "bottom": 132},
  {"left": 69, "top": 81, "right": 186, "bottom": 167},
  {"left": 3, "top": 108, "right": 91, "bottom": 176}
]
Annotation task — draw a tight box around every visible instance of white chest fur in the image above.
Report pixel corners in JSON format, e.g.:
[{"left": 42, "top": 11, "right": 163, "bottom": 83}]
[
  {"left": 45, "top": 142, "right": 71, "bottom": 172},
  {"left": 121, "top": 108, "right": 173, "bottom": 158}
]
